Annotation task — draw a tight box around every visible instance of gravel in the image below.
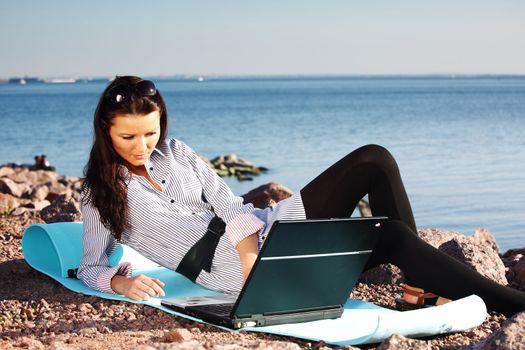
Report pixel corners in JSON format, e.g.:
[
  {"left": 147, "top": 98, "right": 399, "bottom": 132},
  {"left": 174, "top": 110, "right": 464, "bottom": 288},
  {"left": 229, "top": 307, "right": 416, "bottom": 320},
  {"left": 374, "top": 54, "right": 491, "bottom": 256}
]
[{"left": 0, "top": 214, "right": 510, "bottom": 349}]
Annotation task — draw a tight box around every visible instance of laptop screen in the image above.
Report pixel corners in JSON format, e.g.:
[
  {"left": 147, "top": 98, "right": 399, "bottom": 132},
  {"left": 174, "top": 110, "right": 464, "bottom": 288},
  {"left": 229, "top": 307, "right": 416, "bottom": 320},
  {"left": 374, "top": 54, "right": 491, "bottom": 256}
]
[{"left": 232, "top": 217, "right": 386, "bottom": 316}]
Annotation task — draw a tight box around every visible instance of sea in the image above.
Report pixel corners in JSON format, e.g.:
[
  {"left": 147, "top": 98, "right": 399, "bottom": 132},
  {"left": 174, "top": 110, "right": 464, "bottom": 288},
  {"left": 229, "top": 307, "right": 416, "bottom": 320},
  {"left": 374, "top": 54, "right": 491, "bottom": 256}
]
[{"left": 0, "top": 76, "right": 524, "bottom": 251}]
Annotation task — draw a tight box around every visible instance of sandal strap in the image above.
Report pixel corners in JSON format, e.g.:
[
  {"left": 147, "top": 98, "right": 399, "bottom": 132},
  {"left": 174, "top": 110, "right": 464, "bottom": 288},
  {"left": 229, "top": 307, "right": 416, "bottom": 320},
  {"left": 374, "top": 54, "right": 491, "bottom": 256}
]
[{"left": 401, "top": 284, "right": 451, "bottom": 306}]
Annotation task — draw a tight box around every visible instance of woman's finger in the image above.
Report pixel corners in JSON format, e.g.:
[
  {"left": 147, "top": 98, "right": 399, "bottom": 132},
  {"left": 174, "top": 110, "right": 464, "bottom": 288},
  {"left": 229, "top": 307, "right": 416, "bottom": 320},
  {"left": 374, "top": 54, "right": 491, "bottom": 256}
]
[
  {"left": 129, "top": 290, "right": 146, "bottom": 301},
  {"left": 140, "top": 277, "right": 165, "bottom": 297},
  {"left": 152, "top": 279, "right": 166, "bottom": 296},
  {"left": 143, "top": 277, "right": 165, "bottom": 293},
  {"left": 153, "top": 278, "right": 165, "bottom": 287},
  {"left": 140, "top": 284, "right": 156, "bottom": 297}
]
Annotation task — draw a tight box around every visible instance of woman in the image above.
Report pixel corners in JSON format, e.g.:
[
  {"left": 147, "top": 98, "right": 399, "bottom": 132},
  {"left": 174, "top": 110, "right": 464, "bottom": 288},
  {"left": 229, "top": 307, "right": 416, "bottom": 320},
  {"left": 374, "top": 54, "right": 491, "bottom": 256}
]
[{"left": 78, "top": 76, "right": 525, "bottom": 317}]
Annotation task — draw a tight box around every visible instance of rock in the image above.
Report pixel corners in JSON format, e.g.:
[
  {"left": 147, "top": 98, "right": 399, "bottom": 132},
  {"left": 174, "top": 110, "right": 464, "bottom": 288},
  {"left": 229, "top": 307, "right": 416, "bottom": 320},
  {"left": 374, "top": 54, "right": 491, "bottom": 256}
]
[
  {"left": 11, "top": 206, "right": 30, "bottom": 216},
  {"left": 24, "top": 200, "right": 51, "bottom": 211},
  {"left": 31, "top": 185, "right": 50, "bottom": 201},
  {"left": 0, "top": 192, "right": 20, "bottom": 213},
  {"left": 418, "top": 228, "right": 507, "bottom": 285},
  {"left": 207, "top": 154, "right": 267, "bottom": 180},
  {"left": 501, "top": 248, "right": 525, "bottom": 291},
  {"left": 71, "top": 179, "right": 83, "bottom": 191},
  {"left": 46, "top": 182, "right": 72, "bottom": 203},
  {"left": 123, "top": 311, "right": 136, "bottom": 320},
  {"left": 34, "top": 169, "right": 59, "bottom": 185},
  {"left": 224, "top": 153, "right": 238, "bottom": 162},
  {"left": 76, "top": 303, "right": 93, "bottom": 313},
  {"left": 363, "top": 228, "right": 508, "bottom": 285},
  {"left": 6, "top": 167, "right": 32, "bottom": 184},
  {"left": 359, "top": 263, "right": 405, "bottom": 285},
  {"left": 79, "top": 327, "right": 97, "bottom": 336},
  {"left": 479, "top": 311, "right": 525, "bottom": 349},
  {"left": 16, "top": 336, "right": 45, "bottom": 350},
  {"left": 49, "top": 321, "right": 74, "bottom": 333},
  {"left": 242, "top": 182, "right": 294, "bottom": 209},
  {"left": 39, "top": 298, "right": 51, "bottom": 311},
  {"left": 514, "top": 259, "right": 525, "bottom": 290},
  {"left": 377, "top": 334, "right": 431, "bottom": 350},
  {"left": 40, "top": 194, "right": 82, "bottom": 223},
  {"left": 474, "top": 227, "right": 501, "bottom": 254},
  {"left": 0, "top": 177, "right": 25, "bottom": 197},
  {"left": 0, "top": 166, "right": 15, "bottom": 177},
  {"left": 162, "top": 328, "right": 193, "bottom": 343}
]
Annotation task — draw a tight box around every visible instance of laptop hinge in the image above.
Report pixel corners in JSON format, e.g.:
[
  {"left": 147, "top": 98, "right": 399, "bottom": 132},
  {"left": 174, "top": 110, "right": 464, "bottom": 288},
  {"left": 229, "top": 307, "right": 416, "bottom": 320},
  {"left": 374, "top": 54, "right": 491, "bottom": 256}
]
[{"left": 262, "top": 304, "right": 342, "bottom": 316}]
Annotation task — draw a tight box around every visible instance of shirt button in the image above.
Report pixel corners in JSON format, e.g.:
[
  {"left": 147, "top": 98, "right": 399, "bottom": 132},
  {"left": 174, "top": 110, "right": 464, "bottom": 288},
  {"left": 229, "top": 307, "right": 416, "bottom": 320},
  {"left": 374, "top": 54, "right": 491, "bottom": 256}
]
[
  {"left": 149, "top": 167, "right": 154, "bottom": 171},
  {"left": 170, "top": 199, "right": 175, "bottom": 203},
  {"left": 161, "top": 180, "right": 166, "bottom": 184}
]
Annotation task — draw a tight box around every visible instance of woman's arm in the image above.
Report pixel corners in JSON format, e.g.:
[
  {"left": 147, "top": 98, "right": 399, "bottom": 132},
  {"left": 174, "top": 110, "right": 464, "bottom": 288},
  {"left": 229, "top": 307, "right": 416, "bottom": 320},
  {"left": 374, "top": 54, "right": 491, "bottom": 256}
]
[
  {"left": 78, "top": 191, "right": 165, "bottom": 299},
  {"left": 235, "top": 233, "right": 259, "bottom": 282}
]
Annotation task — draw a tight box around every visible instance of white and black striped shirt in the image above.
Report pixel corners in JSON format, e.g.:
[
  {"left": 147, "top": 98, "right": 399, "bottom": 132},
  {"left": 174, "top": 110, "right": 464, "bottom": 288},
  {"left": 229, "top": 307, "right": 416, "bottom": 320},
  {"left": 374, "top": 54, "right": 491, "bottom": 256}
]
[{"left": 77, "top": 138, "right": 306, "bottom": 295}]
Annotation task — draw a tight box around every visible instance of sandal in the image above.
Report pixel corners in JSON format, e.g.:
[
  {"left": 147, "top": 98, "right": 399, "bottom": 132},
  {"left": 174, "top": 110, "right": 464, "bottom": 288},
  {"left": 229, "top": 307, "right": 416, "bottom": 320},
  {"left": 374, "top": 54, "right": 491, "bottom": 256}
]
[{"left": 395, "top": 284, "right": 451, "bottom": 311}]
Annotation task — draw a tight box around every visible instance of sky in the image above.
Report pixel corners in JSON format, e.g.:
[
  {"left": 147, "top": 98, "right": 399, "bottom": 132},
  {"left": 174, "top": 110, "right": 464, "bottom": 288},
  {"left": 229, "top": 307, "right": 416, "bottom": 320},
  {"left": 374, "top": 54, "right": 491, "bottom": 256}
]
[{"left": 1, "top": 0, "right": 524, "bottom": 78}]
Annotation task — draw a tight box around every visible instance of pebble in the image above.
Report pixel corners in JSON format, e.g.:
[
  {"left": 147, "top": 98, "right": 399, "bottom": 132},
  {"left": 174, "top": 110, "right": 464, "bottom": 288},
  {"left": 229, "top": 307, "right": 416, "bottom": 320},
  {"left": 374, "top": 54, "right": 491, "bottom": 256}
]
[
  {"left": 124, "top": 311, "right": 137, "bottom": 321},
  {"left": 162, "top": 328, "right": 193, "bottom": 343}
]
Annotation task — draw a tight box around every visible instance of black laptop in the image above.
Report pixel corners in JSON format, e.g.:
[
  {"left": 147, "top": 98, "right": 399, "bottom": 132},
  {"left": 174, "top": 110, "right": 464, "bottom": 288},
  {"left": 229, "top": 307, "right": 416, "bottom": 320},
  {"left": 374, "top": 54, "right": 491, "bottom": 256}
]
[{"left": 161, "top": 216, "right": 386, "bottom": 329}]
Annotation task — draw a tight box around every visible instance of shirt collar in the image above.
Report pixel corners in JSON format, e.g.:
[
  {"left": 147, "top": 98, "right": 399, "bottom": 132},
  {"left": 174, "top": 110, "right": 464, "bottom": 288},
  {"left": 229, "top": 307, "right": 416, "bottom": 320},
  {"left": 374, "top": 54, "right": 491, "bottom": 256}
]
[
  {"left": 152, "top": 145, "right": 167, "bottom": 158},
  {"left": 150, "top": 148, "right": 166, "bottom": 158},
  {"left": 152, "top": 139, "right": 170, "bottom": 158}
]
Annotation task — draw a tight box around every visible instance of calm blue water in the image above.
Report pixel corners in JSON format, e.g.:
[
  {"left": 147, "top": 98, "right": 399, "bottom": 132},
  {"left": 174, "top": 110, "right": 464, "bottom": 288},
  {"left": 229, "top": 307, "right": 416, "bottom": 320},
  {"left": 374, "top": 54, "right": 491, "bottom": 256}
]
[{"left": 1, "top": 76, "right": 524, "bottom": 251}]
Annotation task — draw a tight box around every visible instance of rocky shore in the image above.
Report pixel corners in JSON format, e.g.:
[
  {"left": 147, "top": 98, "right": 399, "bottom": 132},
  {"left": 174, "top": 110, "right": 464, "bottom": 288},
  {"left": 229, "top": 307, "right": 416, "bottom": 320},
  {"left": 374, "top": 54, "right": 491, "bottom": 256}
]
[{"left": 1, "top": 162, "right": 525, "bottom": 349}]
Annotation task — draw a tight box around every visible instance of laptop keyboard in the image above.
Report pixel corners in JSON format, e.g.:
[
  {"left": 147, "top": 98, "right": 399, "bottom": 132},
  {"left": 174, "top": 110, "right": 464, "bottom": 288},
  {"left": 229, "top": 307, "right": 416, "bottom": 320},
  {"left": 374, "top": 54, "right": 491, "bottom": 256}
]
[{"left": 191, "top": 303, "right": 234, "bottom": 315}]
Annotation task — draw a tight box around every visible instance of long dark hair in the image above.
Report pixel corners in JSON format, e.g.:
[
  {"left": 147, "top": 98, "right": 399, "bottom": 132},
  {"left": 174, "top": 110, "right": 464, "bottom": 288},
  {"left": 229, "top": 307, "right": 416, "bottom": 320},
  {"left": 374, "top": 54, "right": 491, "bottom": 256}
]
[{"left": 82, "top": 76, "right": 168, "bottom": 240}]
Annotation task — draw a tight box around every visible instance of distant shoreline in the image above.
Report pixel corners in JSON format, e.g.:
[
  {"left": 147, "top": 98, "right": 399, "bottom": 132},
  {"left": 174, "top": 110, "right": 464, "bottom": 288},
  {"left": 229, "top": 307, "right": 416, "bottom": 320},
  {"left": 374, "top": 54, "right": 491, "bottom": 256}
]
[{"left": 2, "top": 73, "right": 525, "bottom": 85}]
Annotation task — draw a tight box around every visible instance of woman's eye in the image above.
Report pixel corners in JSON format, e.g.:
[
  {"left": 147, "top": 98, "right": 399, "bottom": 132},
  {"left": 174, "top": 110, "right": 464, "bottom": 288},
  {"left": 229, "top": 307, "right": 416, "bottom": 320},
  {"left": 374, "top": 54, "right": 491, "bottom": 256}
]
[
  {"left": 147, "top": 132, "right": 157, "bottom": 137},
  {"left": 122, "top": 136, "right": 134, "bottom": 140}
]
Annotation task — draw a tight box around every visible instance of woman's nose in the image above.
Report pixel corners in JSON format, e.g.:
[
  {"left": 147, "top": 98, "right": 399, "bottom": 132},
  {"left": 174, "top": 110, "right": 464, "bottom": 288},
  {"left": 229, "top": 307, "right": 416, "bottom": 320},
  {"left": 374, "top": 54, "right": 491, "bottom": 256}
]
[{"left": 135, "top": 137, "right": 148, "bottom": 152}]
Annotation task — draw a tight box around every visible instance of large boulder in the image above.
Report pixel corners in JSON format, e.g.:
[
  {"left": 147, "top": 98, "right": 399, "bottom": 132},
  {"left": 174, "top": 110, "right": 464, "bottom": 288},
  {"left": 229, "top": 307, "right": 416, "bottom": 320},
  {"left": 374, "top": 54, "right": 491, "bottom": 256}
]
[
  {"left": 501, "top": 248, "right": 525, "bottom": 292},
  {"left": 473, "top": 227, "right": 501, "bottom": 255},
  {"left": 40, "top": 194, "right": 82, "bottom": 223},
  {"left": 359, "top": 264, "right": 405, "bottom": 285},
  {"left": 478, "top": 311, "right": 525, "bottom": 350},
  {"left": 0, "top": 193, "right": 20, "bottom": 214},
  {"left": 0, "top": 177, "right": 26, "bottom": 197},
  {"left": 0, "top": 166, "right": 15, "bottom": 177},
  {"left": 360, "top": 228, "right": 507, "bottom": 286},
  {"left": 242, "top": 182, "right": 294, "bottom": 209},
  {"left": 30, "top": 184, "right": 50, "bottom": 202},
  {"left": 377, "top": 334, "right": 431, "bottom": 350},
  {"left": 45, "top": 181, "right": 72, "bottom": 203},
  {"left": 418, "top": 228, "right": 507, "bottom": 285},
  {"left": 9, "top": 169, "right": 58, "bottom": 187}
]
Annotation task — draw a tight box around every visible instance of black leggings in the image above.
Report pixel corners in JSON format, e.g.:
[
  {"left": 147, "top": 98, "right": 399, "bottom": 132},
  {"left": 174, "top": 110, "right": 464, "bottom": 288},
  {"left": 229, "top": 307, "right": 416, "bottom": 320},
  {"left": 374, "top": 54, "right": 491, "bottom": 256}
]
[{"left": 300, "top": 144, "right": 525, "bottom": 317}]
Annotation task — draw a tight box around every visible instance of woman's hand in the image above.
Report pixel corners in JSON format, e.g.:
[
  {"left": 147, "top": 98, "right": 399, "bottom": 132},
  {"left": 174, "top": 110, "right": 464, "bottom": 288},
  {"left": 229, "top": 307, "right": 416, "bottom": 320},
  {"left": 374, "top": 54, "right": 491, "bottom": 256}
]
[{"left": 111, "top": 274, "right": 165, "bottom": 300}]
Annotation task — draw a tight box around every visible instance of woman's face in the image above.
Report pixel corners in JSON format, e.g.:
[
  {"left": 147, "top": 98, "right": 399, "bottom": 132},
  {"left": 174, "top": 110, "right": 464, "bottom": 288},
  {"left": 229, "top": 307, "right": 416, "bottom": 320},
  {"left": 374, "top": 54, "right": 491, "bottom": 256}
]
[{"left": 109, "top": 110, "right": 161, "bottom": 168}]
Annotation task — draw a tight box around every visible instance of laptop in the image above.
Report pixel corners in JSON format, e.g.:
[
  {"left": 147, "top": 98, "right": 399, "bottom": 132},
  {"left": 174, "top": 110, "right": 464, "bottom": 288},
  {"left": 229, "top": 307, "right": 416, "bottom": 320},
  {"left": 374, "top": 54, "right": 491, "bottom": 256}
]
[{"left": 161, "top": 216, "right": 386, "bottom": 329}]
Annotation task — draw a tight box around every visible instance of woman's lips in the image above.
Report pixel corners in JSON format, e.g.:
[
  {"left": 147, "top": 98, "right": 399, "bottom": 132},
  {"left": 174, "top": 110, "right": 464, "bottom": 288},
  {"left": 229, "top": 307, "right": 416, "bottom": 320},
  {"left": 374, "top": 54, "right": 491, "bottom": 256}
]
[{"left": 133, "top": 154, "right": 147, "bottom": 160}]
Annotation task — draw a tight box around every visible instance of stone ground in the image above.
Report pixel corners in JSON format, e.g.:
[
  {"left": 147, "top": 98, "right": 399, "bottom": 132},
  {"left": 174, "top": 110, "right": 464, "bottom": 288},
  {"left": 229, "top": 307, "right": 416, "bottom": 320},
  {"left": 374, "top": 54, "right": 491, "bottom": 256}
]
[{"left": 0, "top": 214, "right": 515, "bottom": 350}]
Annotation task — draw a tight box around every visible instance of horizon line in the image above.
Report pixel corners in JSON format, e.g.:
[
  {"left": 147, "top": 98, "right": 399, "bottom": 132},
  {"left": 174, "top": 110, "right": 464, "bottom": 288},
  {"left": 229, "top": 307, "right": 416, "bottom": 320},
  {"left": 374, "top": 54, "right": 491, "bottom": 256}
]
[{"left": 2, "top": 72, "right": 525, "bottom": 82}]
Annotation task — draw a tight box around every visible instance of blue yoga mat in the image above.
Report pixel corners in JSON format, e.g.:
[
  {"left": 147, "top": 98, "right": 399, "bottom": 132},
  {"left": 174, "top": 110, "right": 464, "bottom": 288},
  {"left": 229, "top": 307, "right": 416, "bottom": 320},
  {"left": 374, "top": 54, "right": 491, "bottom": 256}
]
[{"left": 22, "top": 222, "right": 487, "bottom": 345}]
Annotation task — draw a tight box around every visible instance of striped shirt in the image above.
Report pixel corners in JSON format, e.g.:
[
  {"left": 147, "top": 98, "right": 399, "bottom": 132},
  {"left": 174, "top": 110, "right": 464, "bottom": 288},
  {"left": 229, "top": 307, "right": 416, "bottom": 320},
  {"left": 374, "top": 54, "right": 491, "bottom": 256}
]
[{"left": 77, "top": 138, "right": 306, "bottom": 295}]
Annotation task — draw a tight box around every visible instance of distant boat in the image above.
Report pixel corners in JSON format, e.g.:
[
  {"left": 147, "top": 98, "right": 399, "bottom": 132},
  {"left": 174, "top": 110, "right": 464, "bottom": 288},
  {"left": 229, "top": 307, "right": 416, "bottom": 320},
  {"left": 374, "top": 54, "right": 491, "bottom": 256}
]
[
  {"left": 44, "top": 78, "right": 77, "bottom": 84},
  {"left": 197, "top": 76, "right": 205, "bottom": 82},
  {"left": 8, "top": 77, "right": 39, "bottom": 84}
]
